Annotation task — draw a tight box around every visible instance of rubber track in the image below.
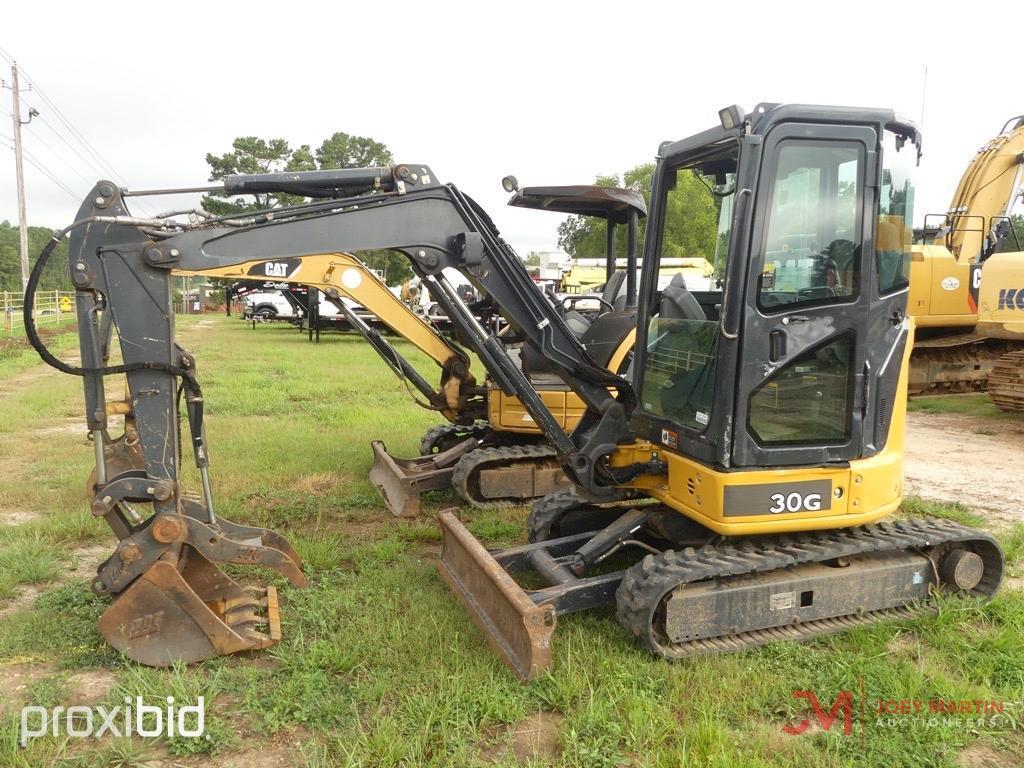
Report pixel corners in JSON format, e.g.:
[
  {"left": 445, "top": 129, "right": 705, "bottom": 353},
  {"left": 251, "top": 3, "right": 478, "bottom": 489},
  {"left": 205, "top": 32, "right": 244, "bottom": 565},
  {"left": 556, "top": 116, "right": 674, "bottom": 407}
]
[
  {"left": 989, "top": 350, "right": 1024, "bottom": 413},
  {"left": 419, "top": 421, "right": 489, "bottom": 455},
  {"left": 527, "top": 487, "right": 638, "bottom": 543},
  {"left": 528, "top": 488, "right": 591, "bottom": 543},
  {"left": 616, "top": 516, "right": 1003, "bottom": 658},
  {"left": 451, "top": 443, "right": 562, "bottom": 508}
]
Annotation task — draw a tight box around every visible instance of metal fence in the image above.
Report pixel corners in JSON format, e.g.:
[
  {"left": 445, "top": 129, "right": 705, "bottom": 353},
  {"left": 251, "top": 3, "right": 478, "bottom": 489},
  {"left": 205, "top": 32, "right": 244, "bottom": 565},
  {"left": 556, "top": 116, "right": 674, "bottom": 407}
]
[{"left": 1, "top": 290, "right": 76, "bottom": 335}]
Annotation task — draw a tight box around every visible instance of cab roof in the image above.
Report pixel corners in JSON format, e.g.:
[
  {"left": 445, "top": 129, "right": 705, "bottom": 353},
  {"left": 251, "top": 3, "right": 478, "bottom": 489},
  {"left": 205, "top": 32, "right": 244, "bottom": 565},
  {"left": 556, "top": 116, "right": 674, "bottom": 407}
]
[{"left": 508, "top": 185, "right": 647, "bottom": 223}]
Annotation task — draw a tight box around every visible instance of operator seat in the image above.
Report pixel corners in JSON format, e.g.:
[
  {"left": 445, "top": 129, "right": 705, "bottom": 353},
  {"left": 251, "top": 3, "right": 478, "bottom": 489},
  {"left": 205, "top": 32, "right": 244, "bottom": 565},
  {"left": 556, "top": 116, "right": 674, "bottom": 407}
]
[
  {"left": 660, "top": 273, "right": 705, "bottom": 321},
  {"left": 602, "top": 270, "right": 629, "bottom": 312},
  {"left": 561, "top": 270, "right": 629, "bottom": 335},
  {"left": 522, "top": 270, "right": 637, "bottom": 375}
]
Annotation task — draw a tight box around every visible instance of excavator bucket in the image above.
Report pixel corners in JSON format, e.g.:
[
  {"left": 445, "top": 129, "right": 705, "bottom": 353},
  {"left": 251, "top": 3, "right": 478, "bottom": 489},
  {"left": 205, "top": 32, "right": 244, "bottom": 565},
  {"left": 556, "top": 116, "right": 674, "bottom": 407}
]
[
  {"left": 437, "top": 511, "right": 555, "bottom": 681},
  {"left": 99, "top": 546, "right": 283, "bottom": 666},
  {"left": 369, "top": 438, "right": 476, "bottom": 516}
]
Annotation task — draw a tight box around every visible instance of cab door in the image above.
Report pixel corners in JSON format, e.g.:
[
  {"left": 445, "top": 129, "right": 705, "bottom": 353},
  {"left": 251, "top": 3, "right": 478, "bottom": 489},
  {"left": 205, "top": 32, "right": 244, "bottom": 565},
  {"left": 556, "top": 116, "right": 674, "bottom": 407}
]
[{"left": 731, "top": 123, "right": 904, "bottom": 466}]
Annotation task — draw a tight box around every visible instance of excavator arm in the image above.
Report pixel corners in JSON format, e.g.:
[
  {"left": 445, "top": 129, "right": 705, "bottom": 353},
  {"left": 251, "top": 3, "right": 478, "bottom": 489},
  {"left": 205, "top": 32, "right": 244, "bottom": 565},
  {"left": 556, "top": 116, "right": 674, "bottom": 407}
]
[
  {"left": 942, "top": 114, "right": 1024, "bottom": 261},
  {"left": 62, "top": 167, "right": 633, "bottom": 498}
]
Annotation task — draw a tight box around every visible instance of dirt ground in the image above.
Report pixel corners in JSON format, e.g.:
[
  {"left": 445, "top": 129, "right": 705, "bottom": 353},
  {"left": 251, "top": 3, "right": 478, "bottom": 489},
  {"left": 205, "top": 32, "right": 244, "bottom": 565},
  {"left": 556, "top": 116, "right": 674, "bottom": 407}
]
[{"left": 904, "top": 410, "right": 1024, "bottom": 526}]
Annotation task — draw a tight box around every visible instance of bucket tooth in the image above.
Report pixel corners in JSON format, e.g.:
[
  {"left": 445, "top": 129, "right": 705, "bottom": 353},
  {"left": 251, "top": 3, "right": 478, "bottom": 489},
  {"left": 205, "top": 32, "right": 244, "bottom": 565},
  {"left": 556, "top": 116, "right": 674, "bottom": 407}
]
[
  {"left": 437, "top": 510, "right": 555, "bottom": 681},
  {"left": 98, "top": 549, "right": 281, "bottom": 666}
]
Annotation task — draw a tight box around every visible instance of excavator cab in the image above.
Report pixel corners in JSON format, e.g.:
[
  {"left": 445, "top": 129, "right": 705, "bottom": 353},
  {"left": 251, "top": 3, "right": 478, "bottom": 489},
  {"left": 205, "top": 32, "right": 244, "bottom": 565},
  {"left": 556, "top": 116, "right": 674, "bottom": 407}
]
[{"left": 634, "top": 112, "right": 912, "bottom": 469}]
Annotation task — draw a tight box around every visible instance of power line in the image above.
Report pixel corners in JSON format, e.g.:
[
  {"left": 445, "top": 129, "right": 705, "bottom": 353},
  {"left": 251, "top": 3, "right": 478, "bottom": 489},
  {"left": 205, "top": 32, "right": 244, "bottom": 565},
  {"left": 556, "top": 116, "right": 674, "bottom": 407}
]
[
  {"left": 23, "top": 156, "right": 83, "bottom": 201},
  {"left": 21, "top": 122, "right": 98, "bottom": 188},
  {"left": 4, "top": 140, "right": 83, "bottom": 202},
  {"left": 1, "top": 47, "right": 156, "bottom": 215},
  {"left": 21, "top": 145, "right": 84, "bottom": 198},
  {"left": 32, "top": 113, "right": 111, "bottom": 182}
]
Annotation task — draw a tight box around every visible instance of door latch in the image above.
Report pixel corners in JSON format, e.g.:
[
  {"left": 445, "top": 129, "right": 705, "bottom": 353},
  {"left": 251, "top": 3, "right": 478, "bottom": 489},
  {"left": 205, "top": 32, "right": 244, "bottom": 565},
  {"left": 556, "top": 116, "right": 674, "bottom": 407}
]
[
  {"left": 890, "top": 309, "right": 904, "bottom": 326},
  {"left": 769, "top": 329, "right": 786, "bottom": 362}
]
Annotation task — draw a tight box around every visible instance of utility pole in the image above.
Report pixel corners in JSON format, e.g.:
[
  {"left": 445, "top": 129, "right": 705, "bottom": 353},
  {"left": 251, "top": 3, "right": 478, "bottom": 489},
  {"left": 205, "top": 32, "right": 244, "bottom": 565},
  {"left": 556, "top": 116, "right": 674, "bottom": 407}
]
[{"left": 5, "top": 62, "right": 35, "bottom": 294}]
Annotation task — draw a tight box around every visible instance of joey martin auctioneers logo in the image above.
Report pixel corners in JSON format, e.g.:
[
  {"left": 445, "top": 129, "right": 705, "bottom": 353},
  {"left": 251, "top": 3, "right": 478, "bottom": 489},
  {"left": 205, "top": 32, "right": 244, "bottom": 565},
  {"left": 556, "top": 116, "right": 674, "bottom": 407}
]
[{"left": 20, "top": 696, "right": 205, "bottom": 747}]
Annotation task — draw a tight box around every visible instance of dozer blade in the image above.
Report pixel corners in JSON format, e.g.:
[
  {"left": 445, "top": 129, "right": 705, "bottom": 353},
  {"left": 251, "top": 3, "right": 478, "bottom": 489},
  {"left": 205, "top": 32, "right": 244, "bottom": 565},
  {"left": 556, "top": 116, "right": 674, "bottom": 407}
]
[
  {"left": 99, "top": 548, "right": 282, "bottom": 666},
  {"left": 437, "top": 511, "right": 555, "bottom": 682},
  {"left": 369, "top": 438, "right": 476, "bottom": 517}
]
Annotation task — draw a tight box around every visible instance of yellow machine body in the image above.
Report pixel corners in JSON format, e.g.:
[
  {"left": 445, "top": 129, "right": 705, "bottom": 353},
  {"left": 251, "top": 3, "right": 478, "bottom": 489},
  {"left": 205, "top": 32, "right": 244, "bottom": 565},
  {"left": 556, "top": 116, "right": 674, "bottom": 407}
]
[
  {"left": 609, "top": 321, "right": 912, "bottom": 536},
  {"left": 487, "top": 328, "right": 635, "bottom": 433},
  {"left": 977, "top": 251, "right": 1024, "bottom": 340},
  {"left": 908, "top": 243, "right": 979, "bottom": 328}
]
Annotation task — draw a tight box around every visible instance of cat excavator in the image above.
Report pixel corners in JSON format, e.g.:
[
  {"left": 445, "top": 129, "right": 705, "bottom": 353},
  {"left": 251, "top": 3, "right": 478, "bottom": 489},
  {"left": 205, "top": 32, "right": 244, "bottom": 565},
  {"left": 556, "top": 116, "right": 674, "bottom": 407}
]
[
  {"left": 27, "top": 103, "right": 1003, "bottom": 676},
  {"left": 908, "top": 114, "right": 1024, "bottom": 409},
  {"left": 186, "top": 185, "right": 644, "bottom": 515}
]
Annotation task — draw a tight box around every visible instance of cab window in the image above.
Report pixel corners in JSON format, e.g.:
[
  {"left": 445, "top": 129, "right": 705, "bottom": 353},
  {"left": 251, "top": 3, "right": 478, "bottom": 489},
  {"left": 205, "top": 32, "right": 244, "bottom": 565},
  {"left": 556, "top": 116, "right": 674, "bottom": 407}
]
[
  {"left": 758, "top": 142, "right": 863, "bottom": 311},
  {"left": 877, "top": 132, "right": 915, "bottom": 293},
  {"left": 637, "top": 148, "right": 737, "bottom": 432}
]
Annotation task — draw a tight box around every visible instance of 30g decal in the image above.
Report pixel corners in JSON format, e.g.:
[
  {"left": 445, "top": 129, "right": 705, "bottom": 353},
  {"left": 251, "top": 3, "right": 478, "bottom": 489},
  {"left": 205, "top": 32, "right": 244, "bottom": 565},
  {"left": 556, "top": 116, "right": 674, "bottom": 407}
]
[
  {"left": 768, "top": 492, "right": 823, "bottom": 514},
  {"left": 723, "top": 480, "right": 832, "bottom": 518}
]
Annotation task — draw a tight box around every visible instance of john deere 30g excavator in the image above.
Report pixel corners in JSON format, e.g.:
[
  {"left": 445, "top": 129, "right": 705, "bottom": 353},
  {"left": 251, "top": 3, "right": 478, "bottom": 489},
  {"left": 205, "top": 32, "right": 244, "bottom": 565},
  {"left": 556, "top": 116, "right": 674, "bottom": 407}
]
[{"left": 28, "top": 103, "right": 1003, "bottom": 676}]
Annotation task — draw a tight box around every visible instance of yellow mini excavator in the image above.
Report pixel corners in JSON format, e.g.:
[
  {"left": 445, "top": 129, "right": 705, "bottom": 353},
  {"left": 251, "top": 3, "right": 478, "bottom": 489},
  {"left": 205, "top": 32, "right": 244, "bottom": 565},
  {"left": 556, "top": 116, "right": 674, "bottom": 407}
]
[
  {"left": 29, "top": 103, "right": 1003, "bottom": 675},
  {"left": 183, "top": 185, "right": 645, "bottom": 516},
  {"left": 908, "top": 114, "right": 1024, "bottom": 409}
]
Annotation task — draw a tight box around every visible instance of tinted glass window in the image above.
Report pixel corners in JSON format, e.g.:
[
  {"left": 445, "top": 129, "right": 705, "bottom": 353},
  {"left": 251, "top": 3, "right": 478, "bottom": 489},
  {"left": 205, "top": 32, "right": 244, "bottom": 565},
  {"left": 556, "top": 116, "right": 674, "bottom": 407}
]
[
  {"left": 877, "top": 133, "right": 916, "bottom": 293},
  {"left": 638, "top": 149, "right": 737, "bottom": 432},
  {"left": 749, "top": 331, "right": 854, "bottom": 445},
  {"left": 758, "top": 143, "right": 862, "bottom": 311}
]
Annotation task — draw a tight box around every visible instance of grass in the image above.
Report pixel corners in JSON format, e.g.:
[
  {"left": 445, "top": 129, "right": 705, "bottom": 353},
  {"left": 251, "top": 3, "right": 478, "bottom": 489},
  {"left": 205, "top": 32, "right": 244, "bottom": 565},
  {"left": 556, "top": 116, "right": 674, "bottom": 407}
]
[
  {"left": 908, "top": 392, "right": 1024, "bottom": 423},
  {"left": 0, "top": 316, "right": 1022, "bottom": 767},
  {"left": 0, "top": 325, "right": 80, "bottom": 379}
]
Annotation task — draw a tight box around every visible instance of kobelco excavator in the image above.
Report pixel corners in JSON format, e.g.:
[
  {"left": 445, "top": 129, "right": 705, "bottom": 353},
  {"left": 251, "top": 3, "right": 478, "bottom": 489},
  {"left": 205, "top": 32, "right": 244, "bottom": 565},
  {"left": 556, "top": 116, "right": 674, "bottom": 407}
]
[
  {"left": 27, "top": 103, "right": 1003, "bottom": 677},
  {"left": 908, "top": 114, "right": 1024, "bottom": 409}
]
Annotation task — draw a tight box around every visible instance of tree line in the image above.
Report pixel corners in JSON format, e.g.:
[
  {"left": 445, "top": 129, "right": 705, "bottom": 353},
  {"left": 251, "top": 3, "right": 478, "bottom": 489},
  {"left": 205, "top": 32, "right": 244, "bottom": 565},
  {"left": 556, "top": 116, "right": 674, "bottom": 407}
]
[
  {"left": 0, "top": 221, "right": 70, "bottom": 293},
  {"left": 7, "top": 136, "right": 1021, "bottom": 294}
]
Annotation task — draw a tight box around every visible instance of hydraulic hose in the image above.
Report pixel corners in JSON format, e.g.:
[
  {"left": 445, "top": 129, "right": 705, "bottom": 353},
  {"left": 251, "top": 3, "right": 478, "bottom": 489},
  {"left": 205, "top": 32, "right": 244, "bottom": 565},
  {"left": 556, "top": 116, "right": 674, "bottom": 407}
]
[{"left": 23, "top": 219, "right": 200, "bottom": 394}]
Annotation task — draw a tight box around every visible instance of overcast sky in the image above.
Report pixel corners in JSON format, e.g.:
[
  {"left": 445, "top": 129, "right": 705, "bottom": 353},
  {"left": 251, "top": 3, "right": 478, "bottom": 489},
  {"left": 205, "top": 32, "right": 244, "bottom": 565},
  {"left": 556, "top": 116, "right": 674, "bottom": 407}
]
[{"left": 3, "top": 1, "right": 1021, "bottom": 255}]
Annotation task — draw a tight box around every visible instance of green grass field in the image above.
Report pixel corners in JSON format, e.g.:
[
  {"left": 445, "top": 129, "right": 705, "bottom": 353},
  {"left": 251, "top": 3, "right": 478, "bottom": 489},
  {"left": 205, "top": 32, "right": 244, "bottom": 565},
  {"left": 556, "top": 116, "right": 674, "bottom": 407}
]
[{"left": 0, "top": 316, "right": 1022, "bottom": 767}]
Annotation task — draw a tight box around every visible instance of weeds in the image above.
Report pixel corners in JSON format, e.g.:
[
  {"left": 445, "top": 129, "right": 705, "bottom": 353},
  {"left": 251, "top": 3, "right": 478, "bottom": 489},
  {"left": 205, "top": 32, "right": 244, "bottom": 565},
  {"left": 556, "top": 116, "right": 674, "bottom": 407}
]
[{"left": 1, "top": 318, "right": 1021, "bottom": 767}]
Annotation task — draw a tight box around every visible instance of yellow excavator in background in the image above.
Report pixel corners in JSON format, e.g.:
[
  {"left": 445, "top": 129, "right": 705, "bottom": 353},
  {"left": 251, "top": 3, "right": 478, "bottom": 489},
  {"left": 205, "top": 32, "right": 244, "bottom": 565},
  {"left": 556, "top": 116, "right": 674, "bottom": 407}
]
[
  {"left": 908, "top": 114, "right": 1024, "bottom": 409},
  {"left": 182, "top": 185, "right": 645, "bottom": 517}
]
